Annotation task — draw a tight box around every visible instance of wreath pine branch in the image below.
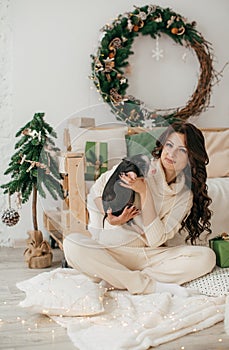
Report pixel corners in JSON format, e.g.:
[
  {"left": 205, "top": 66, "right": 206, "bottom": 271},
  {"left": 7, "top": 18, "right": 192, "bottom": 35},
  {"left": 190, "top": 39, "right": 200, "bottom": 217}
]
[{"left": 91, "top": 5, "right": 220, "bottom": 127}]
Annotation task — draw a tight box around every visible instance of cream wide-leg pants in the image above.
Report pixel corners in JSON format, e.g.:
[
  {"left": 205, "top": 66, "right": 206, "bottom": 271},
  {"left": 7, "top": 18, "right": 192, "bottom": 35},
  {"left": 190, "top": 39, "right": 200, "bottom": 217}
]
[{"left": 63, "top": 233, "right": 216, "bottom": 295}]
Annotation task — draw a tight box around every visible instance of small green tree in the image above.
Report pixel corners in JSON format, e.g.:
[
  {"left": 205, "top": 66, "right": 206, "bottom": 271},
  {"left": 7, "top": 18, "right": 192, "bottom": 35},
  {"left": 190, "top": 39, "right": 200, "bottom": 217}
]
[{"left": 1, "top": 112, "right": 63, "bottom": 231}]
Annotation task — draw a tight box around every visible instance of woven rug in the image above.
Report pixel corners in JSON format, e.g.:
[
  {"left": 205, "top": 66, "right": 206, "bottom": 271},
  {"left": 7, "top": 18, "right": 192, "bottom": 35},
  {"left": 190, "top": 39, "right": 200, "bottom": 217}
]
[{"left": 184, "top": 266, "right": 229, "bottom": 297}]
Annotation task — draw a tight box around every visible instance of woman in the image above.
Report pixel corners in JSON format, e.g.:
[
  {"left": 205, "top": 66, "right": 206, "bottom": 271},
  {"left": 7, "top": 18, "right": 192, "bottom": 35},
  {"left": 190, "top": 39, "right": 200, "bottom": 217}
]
[{"left": 63, "top": 121, "right": 216, "bottom": 296}]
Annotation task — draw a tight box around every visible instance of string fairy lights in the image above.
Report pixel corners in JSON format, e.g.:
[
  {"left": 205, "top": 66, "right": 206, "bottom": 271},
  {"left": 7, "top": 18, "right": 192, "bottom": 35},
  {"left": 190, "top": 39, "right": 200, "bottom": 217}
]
[{"left": 0, "top": 289, "right": 226, "bottom": 348}]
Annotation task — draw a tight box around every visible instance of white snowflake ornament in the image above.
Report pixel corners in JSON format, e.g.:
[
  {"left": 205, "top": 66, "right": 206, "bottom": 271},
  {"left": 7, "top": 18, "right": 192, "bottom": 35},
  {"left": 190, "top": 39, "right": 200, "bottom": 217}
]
[
  {"left": 152, "top": 36, "right": 164, "bottom": 61},
  {"left": 143, "top": 119, "right": 153, "bottom": 129}
]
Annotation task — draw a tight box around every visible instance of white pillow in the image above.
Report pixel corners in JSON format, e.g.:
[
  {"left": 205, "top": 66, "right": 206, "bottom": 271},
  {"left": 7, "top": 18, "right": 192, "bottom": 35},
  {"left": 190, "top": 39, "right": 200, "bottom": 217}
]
[
  {"left": 17, "top": 268, "right": 105, "bottom": 316},
  {"left": 68, "top": 125, "right": 128, "bottom": 169}
]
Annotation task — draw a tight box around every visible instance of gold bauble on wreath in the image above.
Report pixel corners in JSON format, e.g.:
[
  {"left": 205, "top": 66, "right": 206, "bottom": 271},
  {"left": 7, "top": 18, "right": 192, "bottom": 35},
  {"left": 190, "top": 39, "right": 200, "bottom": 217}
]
[{"left": 91, "top": 5, "right": 218, "bottom": 127}]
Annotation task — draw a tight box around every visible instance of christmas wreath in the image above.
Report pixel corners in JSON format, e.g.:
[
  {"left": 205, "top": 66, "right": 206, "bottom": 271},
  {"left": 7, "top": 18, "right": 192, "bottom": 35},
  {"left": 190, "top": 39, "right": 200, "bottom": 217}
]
[{"left": 91, "top": 5, "right": 215, "bottom": 127}]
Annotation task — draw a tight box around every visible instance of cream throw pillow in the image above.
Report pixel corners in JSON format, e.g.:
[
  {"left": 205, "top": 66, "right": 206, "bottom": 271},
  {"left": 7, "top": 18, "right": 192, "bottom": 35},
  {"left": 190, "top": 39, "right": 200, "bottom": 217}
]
[
  {"left": 68, "top": 124, "right": 128, "bottom": 169},
  {"left": 203, "top": 129, "right": 229, "bottom": 178},
  {"left": 17, "top": 268, "right": 105, "bottom": 316}
]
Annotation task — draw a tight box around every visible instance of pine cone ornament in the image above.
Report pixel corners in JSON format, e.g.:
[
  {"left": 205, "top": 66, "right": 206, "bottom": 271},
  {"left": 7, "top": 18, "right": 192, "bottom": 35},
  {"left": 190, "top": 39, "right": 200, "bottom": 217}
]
[{"left": 1, "top": 208, "right": 20, "bottom": 226}]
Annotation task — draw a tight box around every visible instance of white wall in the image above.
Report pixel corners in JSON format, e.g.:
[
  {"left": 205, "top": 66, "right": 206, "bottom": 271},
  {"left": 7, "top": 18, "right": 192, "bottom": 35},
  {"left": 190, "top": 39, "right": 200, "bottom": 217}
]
[{"left": 0, "top": 0, "right": 229, "bottom": 244}]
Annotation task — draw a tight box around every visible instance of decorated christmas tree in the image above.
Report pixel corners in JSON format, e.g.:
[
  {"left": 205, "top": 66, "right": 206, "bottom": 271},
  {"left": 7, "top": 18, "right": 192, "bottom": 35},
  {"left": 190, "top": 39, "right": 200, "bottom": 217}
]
[{"left": 1, "top": 112, "right": 63, "bottom": 232}]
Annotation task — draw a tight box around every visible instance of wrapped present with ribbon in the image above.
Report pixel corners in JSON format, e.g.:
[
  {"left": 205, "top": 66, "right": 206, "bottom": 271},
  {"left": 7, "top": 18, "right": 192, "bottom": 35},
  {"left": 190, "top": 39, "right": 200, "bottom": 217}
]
[
  {"left": 209, "top": 232, "right": 229, "bottom": 268},
  {"left": 85, "top": 141, "right": 108, "bottom": 181}
]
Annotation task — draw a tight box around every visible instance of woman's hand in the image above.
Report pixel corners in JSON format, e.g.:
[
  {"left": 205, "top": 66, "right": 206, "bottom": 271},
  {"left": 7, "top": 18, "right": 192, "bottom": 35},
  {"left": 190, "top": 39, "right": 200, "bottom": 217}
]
[
  {"left": 106, "top": 206, "right": 140, "bottom": 226},
  {"left": 119, "top": 173, "right": 146, "bottom": 196}
]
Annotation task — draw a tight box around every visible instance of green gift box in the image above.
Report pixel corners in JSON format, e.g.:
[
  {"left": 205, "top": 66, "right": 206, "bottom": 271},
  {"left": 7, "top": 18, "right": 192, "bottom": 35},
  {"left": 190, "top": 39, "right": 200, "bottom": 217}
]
[
  {"left": 209, "top": 234, "right": 229, "bottom": 268},
  {"left": 85, "top": 141, "right": 108, "bottom": 181}
]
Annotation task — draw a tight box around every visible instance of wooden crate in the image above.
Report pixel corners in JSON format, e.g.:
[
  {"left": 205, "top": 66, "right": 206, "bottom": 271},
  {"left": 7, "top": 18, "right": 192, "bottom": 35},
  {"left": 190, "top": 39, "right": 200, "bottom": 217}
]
[{"left": 43, "top": 152, "right": 90, "bottom": 249}]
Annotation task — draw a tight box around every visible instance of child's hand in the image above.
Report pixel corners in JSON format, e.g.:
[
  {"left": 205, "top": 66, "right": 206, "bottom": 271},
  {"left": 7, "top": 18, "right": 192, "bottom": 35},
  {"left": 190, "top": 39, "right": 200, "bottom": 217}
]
[{"left": 106, "top": 206, "right": 140, "bottom": 226}]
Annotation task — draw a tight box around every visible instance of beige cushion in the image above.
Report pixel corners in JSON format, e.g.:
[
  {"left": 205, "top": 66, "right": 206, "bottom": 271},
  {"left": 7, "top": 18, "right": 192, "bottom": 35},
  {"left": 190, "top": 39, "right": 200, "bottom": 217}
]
[
  {"left": 203, "top": 129, "right": 229, "bottom": 178},
  {"left": 17, "top": 268, "right": 105, "bottom": 316},
  {"left": 68, "top": 124, "right": 128, "bottom": 169}
]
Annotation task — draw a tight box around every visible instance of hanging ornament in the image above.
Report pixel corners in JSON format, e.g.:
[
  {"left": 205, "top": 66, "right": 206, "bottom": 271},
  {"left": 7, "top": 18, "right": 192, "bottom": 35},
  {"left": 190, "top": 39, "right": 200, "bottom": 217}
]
[
  {"left": 109, "top": 37, "right": 122, "bottom": 50},
  {"left": 20, "top": 154, "right": 26, "bottom": 164},
  {"left": 143, "top": 119, "right": 153, "bottom": 129},
  {"left": 104, "top": 57, "right": 115, "bottom": 72},
  {"left": 15, "top": 191, "right": 22, "bottom": 209},
  {"left": 1, "top": 208, "right": 20, "bottom": 227},
  {"left": 127, "top": 18, "right": 134, "bottom": 32},
  {"left": 171, "top": 26, "right": 185, "bottom": 35},
  {"left": 1, "top": 192, "right": 20, "bottom": 227},
  {"left": 152, "top": 36, "right": 164, "bottom": 61},
  {"left": 94, "top": 57, "right": 104, "bottom": 72},
  {"left": 138, "top": 11, "right": 147, "bottom": 21},
  {"left": 110, "top": 88, "right": 126, "bottom": 104},
  {"left": 167, "top": 16, "right": 176, "bottom": 28},
  {"left": 120, "top": 77, "right": 127, "bottom": 85},
  {"left": 20, "top": 156, "right": 50, "bottom": 174},
  {"left": 22, "top": 128, "right": 41, "bottom": 141},
  {"left": 182, "top": 52, "right": 187, "bottom": 62},
  {"left": 129, "top": 109, "right": 141, "bottom": 122},
  {"left": 153, "top": 13, "right": 162, "bottom": 23}
]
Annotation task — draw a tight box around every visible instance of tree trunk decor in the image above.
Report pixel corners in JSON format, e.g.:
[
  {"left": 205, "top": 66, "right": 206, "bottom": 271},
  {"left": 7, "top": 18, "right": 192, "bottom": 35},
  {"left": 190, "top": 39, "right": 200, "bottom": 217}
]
[{"left": 1, "top": 112, "right": 64, "bottom": 268}]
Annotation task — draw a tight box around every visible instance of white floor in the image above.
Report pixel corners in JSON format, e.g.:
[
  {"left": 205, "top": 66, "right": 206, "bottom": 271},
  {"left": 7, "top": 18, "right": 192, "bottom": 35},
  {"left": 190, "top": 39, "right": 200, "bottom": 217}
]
[{"left": 1, "top": 246, "right": 229, "bottom": 350}]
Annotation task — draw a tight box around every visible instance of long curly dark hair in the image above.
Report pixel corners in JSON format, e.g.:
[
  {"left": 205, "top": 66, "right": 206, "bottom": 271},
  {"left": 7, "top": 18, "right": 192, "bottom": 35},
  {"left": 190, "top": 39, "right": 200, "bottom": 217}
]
[{"left": 152, "top": 121, "right": 212, "bottom": 244}]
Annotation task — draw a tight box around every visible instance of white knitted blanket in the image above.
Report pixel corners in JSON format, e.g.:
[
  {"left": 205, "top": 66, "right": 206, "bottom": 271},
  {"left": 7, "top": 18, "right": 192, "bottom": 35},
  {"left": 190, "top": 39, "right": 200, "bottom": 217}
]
[
  {"left": 17, "top": 267, "right": 229, "bottom": 350},
  {"left": 52, "top": 293, "right": 226, "bottom": 350}
]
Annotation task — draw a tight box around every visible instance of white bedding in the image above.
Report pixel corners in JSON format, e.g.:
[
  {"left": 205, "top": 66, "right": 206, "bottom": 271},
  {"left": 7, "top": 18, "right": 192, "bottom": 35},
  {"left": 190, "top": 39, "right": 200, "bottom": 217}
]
[
  {"left": 17, "top": 267, "right": 229, "bottom": 350},
  {"left": 207, "top": 177, "right": 229, "bottom": 236},
  {"left": 166, "top": 177, "right": 229, "bottom": 247},
  {"left": 52, "top": 292, "right": 226, "bottom": 350}
]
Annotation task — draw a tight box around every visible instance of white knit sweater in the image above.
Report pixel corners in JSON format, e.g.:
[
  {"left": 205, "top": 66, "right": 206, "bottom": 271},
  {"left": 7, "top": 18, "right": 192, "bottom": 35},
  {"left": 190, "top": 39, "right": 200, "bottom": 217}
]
[{"left": 87, "top": 159, "right": 193, "bottom": 248}]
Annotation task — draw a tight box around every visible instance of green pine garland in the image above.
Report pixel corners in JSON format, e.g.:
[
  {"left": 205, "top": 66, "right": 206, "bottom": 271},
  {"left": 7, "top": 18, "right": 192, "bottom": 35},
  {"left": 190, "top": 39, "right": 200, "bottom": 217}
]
[{"left": 91, "top": 4, "right": 215, "bottom": 127}]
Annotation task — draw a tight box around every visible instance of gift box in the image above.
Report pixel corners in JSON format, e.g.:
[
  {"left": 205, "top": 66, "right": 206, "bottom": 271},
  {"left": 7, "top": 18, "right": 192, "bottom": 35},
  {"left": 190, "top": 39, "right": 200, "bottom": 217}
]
[
  {"left": 85, "top": 141, "right": 108, "bottom": 181},
  {"left": 209, "top": 233, "right": 229, "bottom": 268},
  {"left": 68, "top": 117, "right": 95, "bottom": 128}
]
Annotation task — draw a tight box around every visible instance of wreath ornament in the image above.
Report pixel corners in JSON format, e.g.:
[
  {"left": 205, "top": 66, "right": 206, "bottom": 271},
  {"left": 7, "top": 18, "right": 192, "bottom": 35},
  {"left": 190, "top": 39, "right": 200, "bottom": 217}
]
[{"left": 91, "top": 5, "right": 215, "bottom": 127}]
